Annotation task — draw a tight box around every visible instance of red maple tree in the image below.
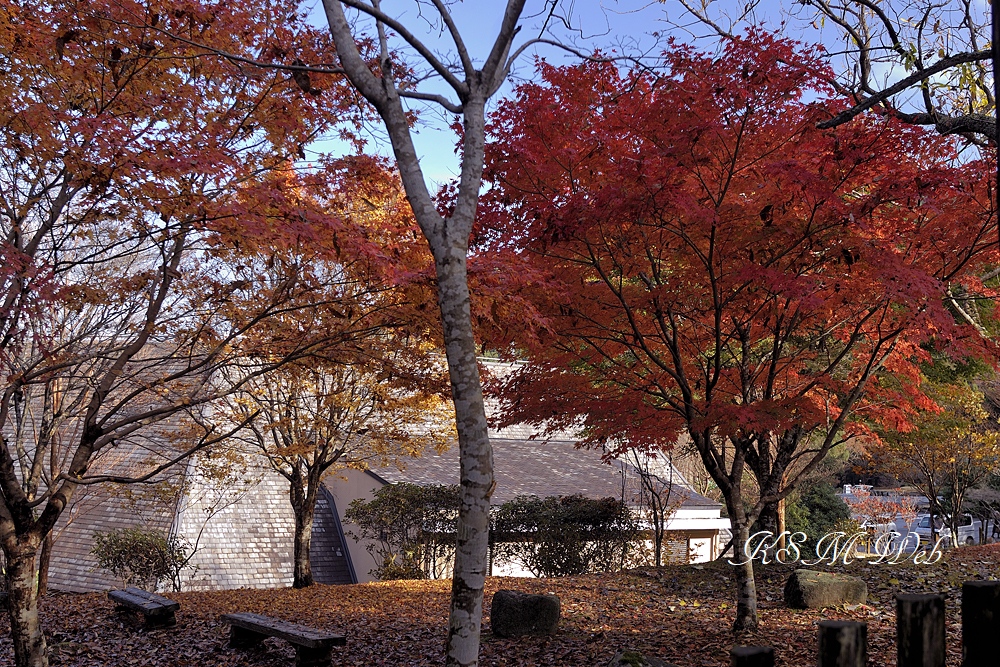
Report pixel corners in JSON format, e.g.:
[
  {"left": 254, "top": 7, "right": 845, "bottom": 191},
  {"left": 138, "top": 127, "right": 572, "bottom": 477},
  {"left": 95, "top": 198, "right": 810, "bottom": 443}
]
[{"left": 476, "top": 33, "right": 997, "bottom": 631}]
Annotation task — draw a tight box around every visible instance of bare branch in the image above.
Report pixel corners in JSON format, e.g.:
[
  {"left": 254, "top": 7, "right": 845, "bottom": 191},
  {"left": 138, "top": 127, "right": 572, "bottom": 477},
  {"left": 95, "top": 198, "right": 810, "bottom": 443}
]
[
  {"left": 430, "top": 0, "right": 475, "bottom": 78},
  {"left": 63, "top": 413, "right": 259, "bottom": 486},
  {"left": 504, "top": 37, "right": 659, "bottom": 81},
  {"left": 399, "top": 89, "right": 464, "bottom": 114},
  {"left": 338, "top": 0, "right": 469, "bottom": 96},
  {"left": 817, "top": 49, "right": 990, "bottom": 129}
]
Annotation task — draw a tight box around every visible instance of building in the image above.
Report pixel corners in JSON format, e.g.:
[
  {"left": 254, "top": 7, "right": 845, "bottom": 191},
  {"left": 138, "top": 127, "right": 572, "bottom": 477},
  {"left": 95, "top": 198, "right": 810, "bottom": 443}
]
[
  {"left": 38, "top": 361, "right": 731, "bottom": 592},
  {"left": 41, "top": 428, "right": 730, "bottom": 591},
  {"left": 325, "top": 434, "right": 731, "bottom": 582}
]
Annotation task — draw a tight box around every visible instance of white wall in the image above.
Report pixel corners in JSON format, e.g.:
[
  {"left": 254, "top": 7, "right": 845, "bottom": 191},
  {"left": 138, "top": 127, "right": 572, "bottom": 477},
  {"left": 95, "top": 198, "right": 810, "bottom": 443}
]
[{"left": 324, "top": 468, "right": 385, "bottom": 583}]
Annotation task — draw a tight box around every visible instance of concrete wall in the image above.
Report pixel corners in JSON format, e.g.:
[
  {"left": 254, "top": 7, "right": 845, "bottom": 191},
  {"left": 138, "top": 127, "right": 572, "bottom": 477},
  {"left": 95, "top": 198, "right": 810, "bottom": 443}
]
[{"left": 324, "top": 467, "right": 385, "bottom": 583}]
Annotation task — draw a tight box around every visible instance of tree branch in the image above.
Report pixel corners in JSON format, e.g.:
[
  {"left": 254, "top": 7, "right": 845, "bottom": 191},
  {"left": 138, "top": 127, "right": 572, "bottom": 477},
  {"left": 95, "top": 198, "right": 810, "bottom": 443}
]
[
  {"left": 106, "top": 17, "right": 346, "bottom": 76},
  {"left": 430, "top": 0, "right": 475, "bottom": 79},
  {"left": 337, "top": 0, "right": 469, "bottom": 96},
  {"left": 323, "top": 0, "right": 387, "bottom": 106},
  {"left": 398, "top": 89, "right": 463, "bottom": 113},
  {"left": 63, "top": 412, "right": 259, "bottom": 486},
  {"left": 482, "top": 0, "right": 528, "bottom": 91},
  {"left": 817, "top": 49, "right": 991, "bottom": 129}
]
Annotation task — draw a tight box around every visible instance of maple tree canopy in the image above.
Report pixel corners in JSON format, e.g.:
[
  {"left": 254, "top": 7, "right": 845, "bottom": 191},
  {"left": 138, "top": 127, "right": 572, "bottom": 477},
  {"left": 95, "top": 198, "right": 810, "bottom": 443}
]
[
  {"left": 0, "top": 3, "right": 406, "bottom": 664},
  {"left": 477, "top": 32, "right": 998, "bottom": 461}
]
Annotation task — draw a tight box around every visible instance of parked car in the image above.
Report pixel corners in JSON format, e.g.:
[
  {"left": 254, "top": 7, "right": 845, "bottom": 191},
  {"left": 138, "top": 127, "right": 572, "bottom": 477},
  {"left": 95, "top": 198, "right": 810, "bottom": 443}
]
[
  {"left": 913, "top": 513, "right": 980, "bottom": 546},
  {"left": 859, "top": 519, "right": 897, "bottom": 535}
]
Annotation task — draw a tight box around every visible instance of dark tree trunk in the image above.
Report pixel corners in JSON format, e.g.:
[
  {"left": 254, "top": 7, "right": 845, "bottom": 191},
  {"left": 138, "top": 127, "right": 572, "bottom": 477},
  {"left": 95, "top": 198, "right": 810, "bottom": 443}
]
[
  {"left": 288, "top": 474, "right": 319, "bottom": 589},
  {"left": 726, "top": 498, "right": 759, "bottom": 633},
  {"left": 5, "top": 539, "right": 47, "bottom": 667},
  {"left": 36, "top": 534, "right": 51, "bottom": 598},
  {"left": 756, "top": 502, "right": 780, "bottom": 535},
  {"left": 293, "top": 505, "right": 316, "bottom": 589},
  {"left": 653, "top": 520, "right": 664, "bottom": 567}
]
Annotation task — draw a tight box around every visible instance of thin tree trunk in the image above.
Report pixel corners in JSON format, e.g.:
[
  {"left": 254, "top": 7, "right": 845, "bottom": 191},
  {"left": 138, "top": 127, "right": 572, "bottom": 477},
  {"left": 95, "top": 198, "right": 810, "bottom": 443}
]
[
  {"left": 777, "top": 495, "right": 786, "bottom": 551},
  {"left": 926, "top": 478, "right": 940, "bottom": 541},
  {"left": 5, "top": 540, "right": 47, "bottom": 667},
  {"left": 435, "top": 254, "right": 493, "bottom": 667},
  {"left": 321, "top": 3, "right": 526, "bottom": 662},
  {"left": 951, "top": 487, "right": 967, "bottom": 546},
  {"left": 654, "top": 519, "right": 663, "bottom": 567},
  {"left": 293, "top": 505, "right": 315, "bottom": 589}
]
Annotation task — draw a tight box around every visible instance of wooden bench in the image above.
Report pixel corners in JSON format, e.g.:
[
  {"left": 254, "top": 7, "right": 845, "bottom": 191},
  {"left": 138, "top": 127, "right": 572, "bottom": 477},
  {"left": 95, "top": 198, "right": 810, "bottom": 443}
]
[
  {"left": 222, "top": 612, "right": 346, "bottom": 667},
  {"left": 107, "top": 587, "right": 179, "bottom": 629}
]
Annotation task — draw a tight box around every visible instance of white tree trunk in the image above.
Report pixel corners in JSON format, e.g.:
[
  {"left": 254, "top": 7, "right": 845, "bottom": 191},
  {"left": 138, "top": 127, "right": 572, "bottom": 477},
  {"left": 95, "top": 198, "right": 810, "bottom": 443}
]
[
  {"left": 433, "top": 248, "right": 493, "bottom": 665},
  {"left": 320, "top": 3, "right": 528, "bottom": 662}
]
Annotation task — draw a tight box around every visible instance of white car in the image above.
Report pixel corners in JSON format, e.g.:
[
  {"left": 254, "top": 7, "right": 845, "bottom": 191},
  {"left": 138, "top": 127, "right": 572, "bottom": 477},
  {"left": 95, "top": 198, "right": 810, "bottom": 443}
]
[
  {"left": 859, "top": 520, "right": 897, "bottom": 534},
  {"left": 913, "top": 513, "right": 980, "bottom": 546}
]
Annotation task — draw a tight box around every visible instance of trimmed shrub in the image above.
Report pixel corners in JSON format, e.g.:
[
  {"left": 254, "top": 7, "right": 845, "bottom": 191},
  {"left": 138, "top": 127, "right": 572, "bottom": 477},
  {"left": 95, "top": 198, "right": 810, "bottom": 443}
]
[
  {"left": 92, "top": 527, "right": 189, "bottom": 591},
  {"left": 492, "top": 494, "right": 638, "bottom": 577},
  {"left": 345, "top": 482, "right": 461, "bottom": 580}
]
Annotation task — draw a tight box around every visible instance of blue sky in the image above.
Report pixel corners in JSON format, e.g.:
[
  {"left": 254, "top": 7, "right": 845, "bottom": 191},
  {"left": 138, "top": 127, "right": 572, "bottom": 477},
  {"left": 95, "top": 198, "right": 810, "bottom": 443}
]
[
  {"left": 302, "top": 0, "right": 987, "bottom": 186},
  {"left": 302, "top": 1, "right": 757, "bottom": 185}
]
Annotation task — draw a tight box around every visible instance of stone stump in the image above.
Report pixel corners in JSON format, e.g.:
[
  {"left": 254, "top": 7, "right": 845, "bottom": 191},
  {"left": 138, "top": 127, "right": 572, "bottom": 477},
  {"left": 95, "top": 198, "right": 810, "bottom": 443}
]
[
  {"left": 784, "top": 569, "right": 867, "bottom": 609},
  {"left": 490, "top": 589, "right": 560, "bottom": 637}
]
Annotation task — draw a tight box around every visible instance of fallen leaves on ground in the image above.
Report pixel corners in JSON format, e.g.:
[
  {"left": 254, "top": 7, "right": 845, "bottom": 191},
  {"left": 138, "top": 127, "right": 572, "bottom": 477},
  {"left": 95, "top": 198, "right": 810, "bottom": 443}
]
[{"left": 3, "top": 545, "right": 999, "bottom": 666}]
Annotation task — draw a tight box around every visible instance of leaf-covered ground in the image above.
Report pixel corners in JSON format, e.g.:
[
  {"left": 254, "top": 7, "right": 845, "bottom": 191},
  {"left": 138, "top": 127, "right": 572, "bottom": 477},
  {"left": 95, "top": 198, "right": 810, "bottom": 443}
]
[{"left": 4, "top": 545, "right": 1000, "bottom": 666}]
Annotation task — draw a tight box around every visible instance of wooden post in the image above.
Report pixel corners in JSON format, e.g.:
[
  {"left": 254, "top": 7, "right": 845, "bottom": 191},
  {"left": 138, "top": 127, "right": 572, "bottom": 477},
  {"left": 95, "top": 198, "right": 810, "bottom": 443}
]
[
  {"left": 963, "top": 581, "right": 1000, "bottom": 666},
  {"left": 730, "top": 646, "right": 774, "bottom": 667},
  {"left": 897, "top": 593, "right": 945, "bottom": 667},
  {"left": 818, "top": 620, "right": 867, "bottom": 667}
]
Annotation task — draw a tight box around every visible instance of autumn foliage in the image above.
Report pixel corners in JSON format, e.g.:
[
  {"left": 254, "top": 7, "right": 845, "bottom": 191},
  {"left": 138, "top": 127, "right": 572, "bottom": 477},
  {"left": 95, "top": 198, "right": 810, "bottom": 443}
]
[
  {"left": 476, "top": 33, "right": 997, "bottom": 630},
  {"left": 0, "top": 2, "right": 392, "bottom": 665},
  {"left": 870, "top": 376, "right": 1000, "bottom": 543}
]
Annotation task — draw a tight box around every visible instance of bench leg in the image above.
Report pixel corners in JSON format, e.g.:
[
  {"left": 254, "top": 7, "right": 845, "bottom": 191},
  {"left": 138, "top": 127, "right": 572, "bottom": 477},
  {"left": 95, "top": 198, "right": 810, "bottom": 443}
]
[
  {"left": 113, "top": 606, "right": 144, "bottom": 630},
  {"left": 229, "top": 626, "right": 267, "bottom": 649},
  {"left": 295, "top": 645, "right": 333, "bottom": 667},
  {"left": 144, "top": 611, "right": 176, "bottom": 629}
]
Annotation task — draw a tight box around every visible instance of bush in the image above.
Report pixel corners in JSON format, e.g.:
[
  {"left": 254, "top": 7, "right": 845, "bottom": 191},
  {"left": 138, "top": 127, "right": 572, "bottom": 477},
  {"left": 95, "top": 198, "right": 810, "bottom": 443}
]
[
  {"left": 491, "top": 494, "right": 638, "bottom": 577},
  {"left": 786, "top": 482, "right": 852, "bottom": 549},
  {"left": 344, "top": 483, "right": 461, "bottom": 580},
  {"left": 92, "top": 527, "right": 189, "bottom": 591}
]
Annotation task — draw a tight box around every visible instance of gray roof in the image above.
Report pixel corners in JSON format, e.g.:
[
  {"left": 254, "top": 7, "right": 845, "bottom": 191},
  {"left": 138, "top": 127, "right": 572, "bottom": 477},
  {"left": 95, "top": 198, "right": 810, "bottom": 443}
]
[
  {"left": 371, "top": 438, "right": 721, "bottom": 509},
  {"left": 42, "top": 420, "right": 190, "bottom": 592}
]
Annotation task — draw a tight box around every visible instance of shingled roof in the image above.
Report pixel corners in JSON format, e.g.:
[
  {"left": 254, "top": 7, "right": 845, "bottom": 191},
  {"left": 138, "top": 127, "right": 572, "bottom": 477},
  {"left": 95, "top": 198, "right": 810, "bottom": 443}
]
[
  {"left": 44, "top": 421, "right": 189, "bottom": 592},
  {"left": 370, "top": 437, "right": 721, "bottom": 509}
]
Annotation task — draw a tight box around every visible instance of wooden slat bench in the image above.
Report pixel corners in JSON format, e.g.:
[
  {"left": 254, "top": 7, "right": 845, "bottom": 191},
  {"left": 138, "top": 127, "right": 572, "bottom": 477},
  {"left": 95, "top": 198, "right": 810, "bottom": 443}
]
[
  {"left": 222, "top": 612, "right": 346, "bottom": 667},
  {"left": 107, "top": 587, "right": 179, "bottom": 629}
]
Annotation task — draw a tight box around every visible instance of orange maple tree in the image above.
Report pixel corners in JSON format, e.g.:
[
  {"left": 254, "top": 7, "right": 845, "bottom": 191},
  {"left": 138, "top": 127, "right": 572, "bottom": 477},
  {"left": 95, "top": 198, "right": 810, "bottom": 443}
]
[
  {"left": 213, "top": 158, "right": 450, "bottom": 590},
  {"left": 0, "top": 2, "right": 374, "bottom": 665},
  {"left": 476, "top": 33, "right": 997, "bottom": 631}
]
